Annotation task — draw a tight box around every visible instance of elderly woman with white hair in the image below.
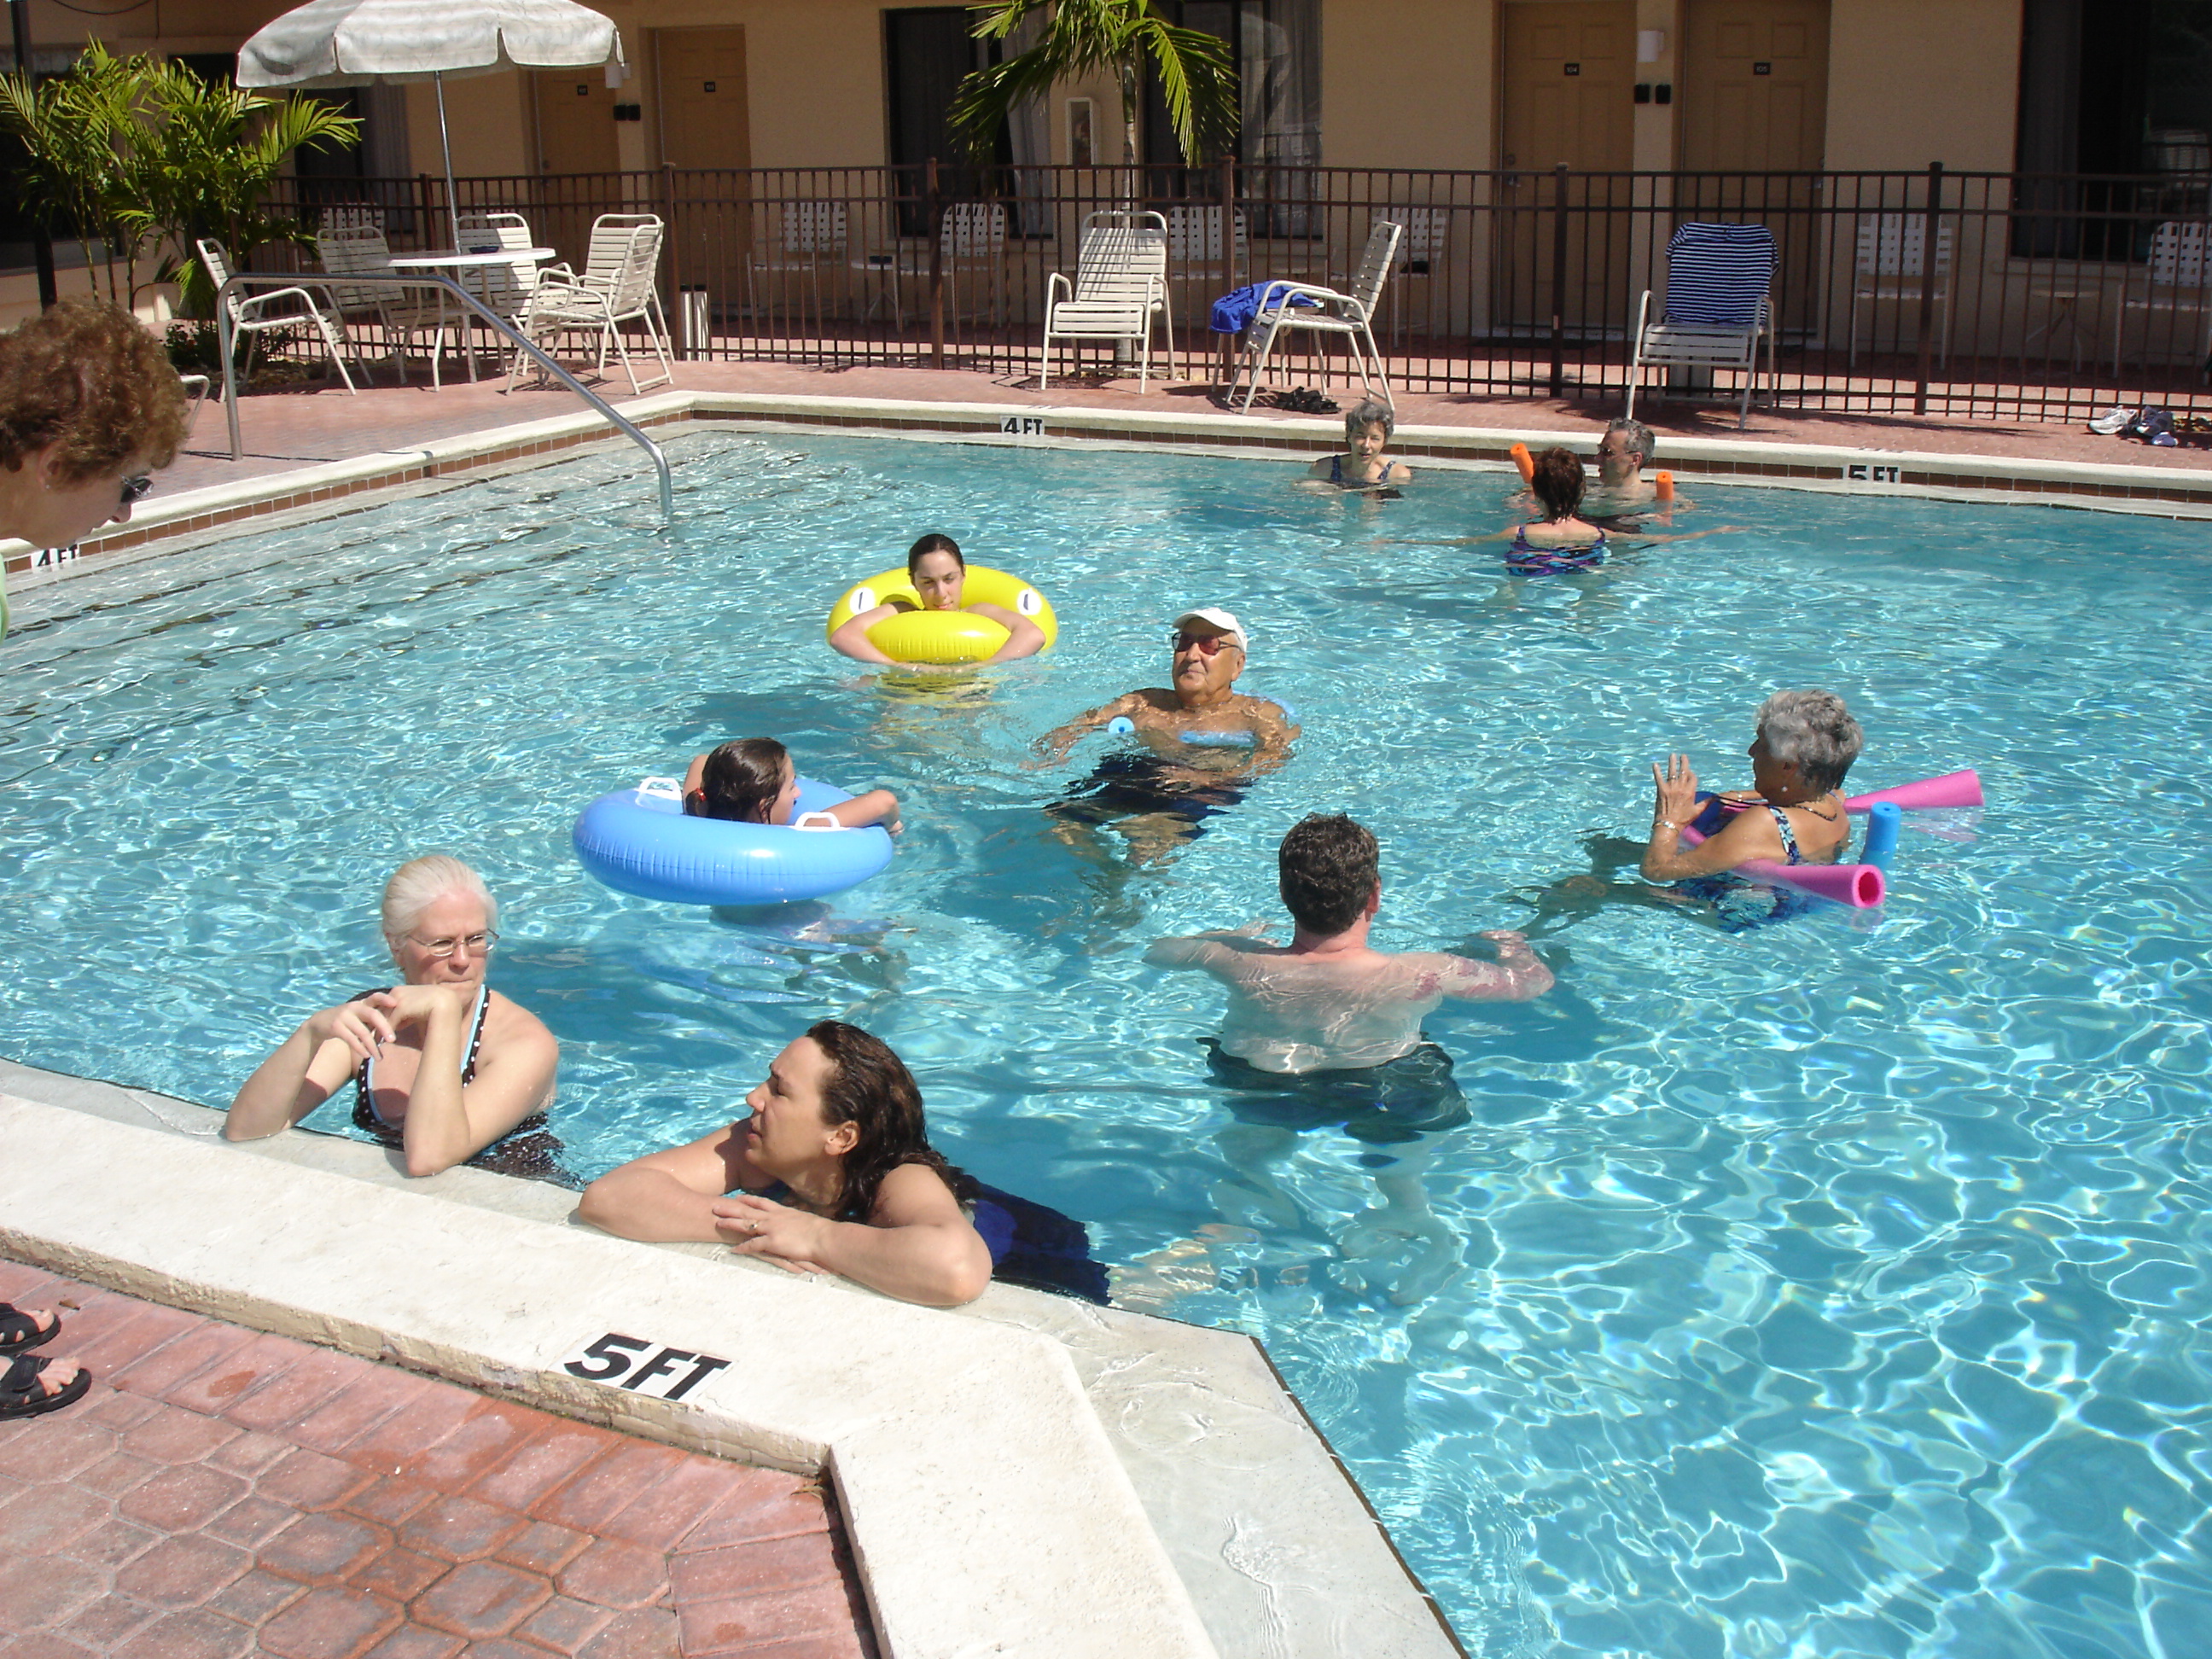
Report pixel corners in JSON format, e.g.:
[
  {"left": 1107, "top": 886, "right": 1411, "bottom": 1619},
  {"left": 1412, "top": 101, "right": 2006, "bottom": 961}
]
[
  {"left": 226, "top": 856, "right": 562, "bottom": 1179},
  {"left": 1641, "top": 690, "right": 1864, "bottom": 883},
  {"left": 1307, "top": 398, "right": 1412, "bottom": 490}
]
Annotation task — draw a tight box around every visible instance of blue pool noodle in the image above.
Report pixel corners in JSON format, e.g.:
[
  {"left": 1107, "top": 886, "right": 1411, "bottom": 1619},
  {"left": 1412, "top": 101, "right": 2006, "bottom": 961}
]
[{"left": 1860, "top": 801, "right": 1902, "bottom": 870}]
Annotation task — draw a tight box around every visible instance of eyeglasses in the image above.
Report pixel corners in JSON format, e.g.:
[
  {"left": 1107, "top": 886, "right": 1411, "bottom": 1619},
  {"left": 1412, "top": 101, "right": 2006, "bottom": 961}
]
[
  {"left": 1168, "top": 631, "right": 1237, "bottom": 656},
  {"left": 405, "top": 930, "right": 498, "bottom": 957},
  {"left": 119, "top": 475, "right": 153, "bottom": 507}
]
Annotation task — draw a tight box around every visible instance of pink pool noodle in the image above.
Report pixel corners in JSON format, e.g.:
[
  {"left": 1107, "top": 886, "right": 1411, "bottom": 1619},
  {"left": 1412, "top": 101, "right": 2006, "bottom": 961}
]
[
  {"left": 1843, "top": 769, "right": 1982, "bottom": 813},
  {"left": 1679, "top": 824, "right": 1887, "bottom": 908}
]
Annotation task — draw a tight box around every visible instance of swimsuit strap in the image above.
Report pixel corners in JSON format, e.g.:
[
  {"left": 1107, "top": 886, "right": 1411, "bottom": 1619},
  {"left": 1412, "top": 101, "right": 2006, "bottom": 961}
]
[
  {"left": 1330, "top": 454, "right": 1343, "bottom": 484},
  {"left": 354, "top": 982, "right": 492, "bottom": 1127},
  {"left": 1764, "top": 801, "right": 1806, "bottom": 866}
]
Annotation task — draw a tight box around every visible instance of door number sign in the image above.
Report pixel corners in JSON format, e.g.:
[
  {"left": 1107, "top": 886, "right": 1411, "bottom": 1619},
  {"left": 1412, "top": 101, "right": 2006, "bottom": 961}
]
[{"left": 562, "top": 1332, "right": 730, "bottom": 1400}]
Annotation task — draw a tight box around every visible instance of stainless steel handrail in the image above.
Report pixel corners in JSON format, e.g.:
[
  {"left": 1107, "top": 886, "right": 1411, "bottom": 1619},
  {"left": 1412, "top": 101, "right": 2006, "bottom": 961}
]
[{"left": 213, "top": 271, "right": 674, "bottom": 525}]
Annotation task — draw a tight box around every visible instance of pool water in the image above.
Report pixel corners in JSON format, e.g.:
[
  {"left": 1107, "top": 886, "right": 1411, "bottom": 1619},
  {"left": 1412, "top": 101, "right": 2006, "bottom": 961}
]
[{"left": 4, "top": 433, "right": 2210, "bottom": 1658}]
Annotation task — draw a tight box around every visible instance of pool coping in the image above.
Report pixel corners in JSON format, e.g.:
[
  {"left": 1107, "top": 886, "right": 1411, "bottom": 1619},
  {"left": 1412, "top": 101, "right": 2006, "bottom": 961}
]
[
  {"left": 7, "top": 387, "right": 2212, "bottom": 587},
  {"left": 0, "top": 1059, "right": 1468, "bottom": 1659}
]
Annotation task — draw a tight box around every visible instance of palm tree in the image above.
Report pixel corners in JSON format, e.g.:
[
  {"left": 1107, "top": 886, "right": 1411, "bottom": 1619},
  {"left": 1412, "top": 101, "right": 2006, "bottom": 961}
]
[{"left": 948, "top": 0, "right": 1239, "bottom": 172}]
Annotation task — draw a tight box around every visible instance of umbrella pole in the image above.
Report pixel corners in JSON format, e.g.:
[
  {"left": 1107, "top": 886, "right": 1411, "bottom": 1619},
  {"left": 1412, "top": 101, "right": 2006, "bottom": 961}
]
[{"left": 434, "top": 71, "right": 463, "bottom": 252}]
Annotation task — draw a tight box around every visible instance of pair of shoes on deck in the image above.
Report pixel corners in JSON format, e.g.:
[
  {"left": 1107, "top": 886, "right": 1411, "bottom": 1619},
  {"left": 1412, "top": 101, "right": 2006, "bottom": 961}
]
[
  {"left": 1277, "top": 385, "right": 1340, "bottom": 415},
  {"left": 0, "top": 1302, "right": 91, "bottom": 1420}
]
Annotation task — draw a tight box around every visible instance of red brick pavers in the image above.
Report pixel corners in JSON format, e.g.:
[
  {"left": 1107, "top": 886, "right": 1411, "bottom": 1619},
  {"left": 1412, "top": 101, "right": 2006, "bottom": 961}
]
[{"left": 0, "top": 1260, "right": 872, "bottom": 1659}]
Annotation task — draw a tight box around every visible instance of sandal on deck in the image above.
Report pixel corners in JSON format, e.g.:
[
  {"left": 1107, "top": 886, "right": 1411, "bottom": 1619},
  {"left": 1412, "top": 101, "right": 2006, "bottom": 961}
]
[
  {"left": 0, "top": 1304, "right": 60, "bottom": 1354},
  {"left": 1, "top": 1353, "right": 91, "bottom": 1420}
]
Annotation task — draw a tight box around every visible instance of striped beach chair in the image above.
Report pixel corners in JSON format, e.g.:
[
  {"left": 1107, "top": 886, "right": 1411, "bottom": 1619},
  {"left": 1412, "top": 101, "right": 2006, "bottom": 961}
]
[{"left": 1626, "top": 222, "right": 1777, "bottom": 429}]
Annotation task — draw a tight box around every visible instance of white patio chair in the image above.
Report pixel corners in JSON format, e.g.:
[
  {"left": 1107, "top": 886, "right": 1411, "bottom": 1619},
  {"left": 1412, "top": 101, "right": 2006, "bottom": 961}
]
[
  {"left": 512, "top": 213, "right": 673, "bottom": 394},
  {"left": 2115, "top": 222, "right": 2212, "bottom": 377},
  {"left": 196, "top": 239, "right": 363, "bottom": 393},
  {"left": 1231, "top": 219, "right": 1402, "bottom": 414},
  {"left": 748, "top": 201, "right": 849, "bottom": 321},
  {"left": 1626, "top": 222, "right": 1777, "bottom": 430},
  {"left": 1387, "top": 206, "right": 1449, "bottom": 344},
  {"left": 1040, "top": 210, "right": 1174, "bottom": 391},
  {"left": 1167, "top": 203, "right": 1248, "bottom": 286},
  {"left": 315, "top": 221, "right": 458, "bottom": 388},
  {"left": 940, "top": 201, "right": 1008, "bottom": 325},
  {"left": 1848, "top": 212, "right": 1953, "bottom": 369}
]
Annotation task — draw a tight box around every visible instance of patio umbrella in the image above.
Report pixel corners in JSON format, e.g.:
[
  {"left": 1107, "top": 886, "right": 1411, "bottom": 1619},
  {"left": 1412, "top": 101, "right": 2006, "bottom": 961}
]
[{"left": 236, "top": 0, "right": 627, "bottom": 249}]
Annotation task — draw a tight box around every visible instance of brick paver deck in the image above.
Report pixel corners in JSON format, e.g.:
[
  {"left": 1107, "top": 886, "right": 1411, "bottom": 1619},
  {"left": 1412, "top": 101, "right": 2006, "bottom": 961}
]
[{"left": 0, "top": 1260, "right": 874, "bottom": 1659}]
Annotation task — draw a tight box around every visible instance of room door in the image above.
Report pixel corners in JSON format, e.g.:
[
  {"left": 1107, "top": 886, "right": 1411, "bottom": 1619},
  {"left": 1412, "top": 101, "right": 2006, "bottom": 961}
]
[
  {"left": 655, "top": 28, "right": 753, "bottom": 321},
  {"left": 1679, "top": 0, "right": 1831, "bottom": 333},
  {"left": 1497, "top": 0, "right": 1638, "bottom": 335},
  {"left": 535, "top": 71, "right": 620, "bottom": 178}
]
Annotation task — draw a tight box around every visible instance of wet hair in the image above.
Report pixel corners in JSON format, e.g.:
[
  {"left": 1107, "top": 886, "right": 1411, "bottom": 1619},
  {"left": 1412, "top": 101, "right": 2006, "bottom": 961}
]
[
  {"left": 1755, "top": 689, "right": 1865, "bottom": 795},
  {"left": 804, "top": 1020, "right": 972, "bottom": 1221},
  {"left": 906, "top": 533, "right": 963, "bottom": 577},
  {"left": 690, "top": 737, "right": 789, "bottom": 823},
  {"left": 381, "top": 855, "right": 497, "bottom": 947},
  {"left": 1344, "top": 399, "right": 1394, "bottom": 442},
  {"left": 1604, "top": 416, "right": 1654, "bottom": 466},
  {"left": 0, "top": 297, "right": 191, "bottom": 483},
  {"left": 1278, "top": 813, "right": 1381, "bottom": 934},
  {"left": 1529, "top": 447, "right": 1586, "bottom": 521}
]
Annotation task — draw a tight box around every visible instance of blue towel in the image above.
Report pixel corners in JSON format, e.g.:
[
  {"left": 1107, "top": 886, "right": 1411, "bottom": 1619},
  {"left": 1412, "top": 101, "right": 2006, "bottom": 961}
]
[
  {"left": 1210, "top": 282, "right": 1321, "bottom": 334},
  {"left": 1662, "top": 223, "right": 1775, "bottom": 327}
]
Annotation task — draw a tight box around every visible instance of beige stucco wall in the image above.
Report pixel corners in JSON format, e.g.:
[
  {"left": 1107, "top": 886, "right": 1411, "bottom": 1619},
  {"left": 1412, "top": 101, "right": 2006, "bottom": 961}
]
[
  {"left": 1324, "top": 0, "right": 1495, "bottom": 169},
  {"left": 1825, "top": 0, "right": 2021, "bottom": 172}
]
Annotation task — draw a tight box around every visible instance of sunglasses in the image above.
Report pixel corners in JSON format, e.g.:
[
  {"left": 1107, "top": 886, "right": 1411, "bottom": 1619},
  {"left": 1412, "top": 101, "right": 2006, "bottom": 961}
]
[
  {"left": 1168, "top": 631, "right": 1238, "bottom": 656},
  {"left": 119, "top": 474, "right": 154, "bottom": 506}
]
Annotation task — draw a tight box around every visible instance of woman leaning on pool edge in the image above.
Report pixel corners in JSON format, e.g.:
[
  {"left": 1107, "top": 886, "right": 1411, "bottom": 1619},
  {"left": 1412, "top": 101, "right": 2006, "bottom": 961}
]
[
  {"left": 0, "top": 298, "right": 191, "bottom": 634},
  {"left": 226, "top": 856, "right": 560, "bottom": 1178}
]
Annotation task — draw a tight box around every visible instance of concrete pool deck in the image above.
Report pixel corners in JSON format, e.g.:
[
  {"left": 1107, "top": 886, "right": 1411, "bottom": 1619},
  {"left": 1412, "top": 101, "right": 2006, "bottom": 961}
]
[{"left": 0, "top": 1062, "right": 1465, "bottom": 1659}]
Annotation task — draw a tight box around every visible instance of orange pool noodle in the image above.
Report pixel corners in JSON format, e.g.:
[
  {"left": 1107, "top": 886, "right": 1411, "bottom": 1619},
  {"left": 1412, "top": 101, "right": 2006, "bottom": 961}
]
[
  {"left": 1510, "top": 442, "right": 1534, "bottom": 482},
  {"left": 1655, "top": 470, "right": 1675, "bottom": 501}
]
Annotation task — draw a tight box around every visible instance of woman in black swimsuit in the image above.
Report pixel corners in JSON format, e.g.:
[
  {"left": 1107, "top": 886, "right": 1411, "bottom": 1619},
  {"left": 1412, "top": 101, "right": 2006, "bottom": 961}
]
[{"left": 225, "top": 856, "right": 562, "bottom": 1179}]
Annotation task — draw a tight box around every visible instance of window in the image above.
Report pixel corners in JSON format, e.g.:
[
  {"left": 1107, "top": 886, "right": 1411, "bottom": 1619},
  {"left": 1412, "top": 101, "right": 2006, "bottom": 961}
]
[
  {"left": 883, "top": 6, "right": 1047, "bottom": 234},
  {"left": 2015, "top": 0, "right": 2212, "bottom": 259},
  {"left": 1140, "top": 0, "right": 1320, "bottom": 172}
]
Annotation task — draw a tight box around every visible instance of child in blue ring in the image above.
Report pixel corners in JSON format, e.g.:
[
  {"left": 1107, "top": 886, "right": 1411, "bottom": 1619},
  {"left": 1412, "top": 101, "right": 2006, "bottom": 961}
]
[{"left": 682, "top": 738, "right": 901, "bottom": 833}]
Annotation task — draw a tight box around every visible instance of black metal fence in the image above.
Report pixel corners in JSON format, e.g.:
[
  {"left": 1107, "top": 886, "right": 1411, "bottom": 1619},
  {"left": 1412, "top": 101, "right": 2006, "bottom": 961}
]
[{"left": 257, "top": 161, "right": 2212, "bottom": 422}]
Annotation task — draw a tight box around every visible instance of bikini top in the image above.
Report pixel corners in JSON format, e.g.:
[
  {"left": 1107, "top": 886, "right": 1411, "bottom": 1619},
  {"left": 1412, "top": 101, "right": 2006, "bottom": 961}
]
[{"left": 351, "top": 983, "right": 490, "bottom": 1129}]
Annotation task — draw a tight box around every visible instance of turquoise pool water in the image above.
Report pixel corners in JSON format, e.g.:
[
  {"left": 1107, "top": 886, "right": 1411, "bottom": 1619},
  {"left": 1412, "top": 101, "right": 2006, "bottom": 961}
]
[{"left": 3, "top": 432, "right": 2209, "bottom": 1657}]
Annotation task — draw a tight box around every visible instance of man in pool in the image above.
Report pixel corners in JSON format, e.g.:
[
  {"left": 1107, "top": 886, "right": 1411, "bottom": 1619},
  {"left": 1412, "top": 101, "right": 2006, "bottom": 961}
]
[
  {"left": 1034, "top": 607, "right": 1297, "bottom": 864},
  {"left": 829, "top": 533, "right": 1046, "bottom": 667},
  {"left": 1144, "top": 813, "right": 1553, "bottom": 1301},
  {"left": 1584, "top": 416, "right": 1687, "bottom": 520}
]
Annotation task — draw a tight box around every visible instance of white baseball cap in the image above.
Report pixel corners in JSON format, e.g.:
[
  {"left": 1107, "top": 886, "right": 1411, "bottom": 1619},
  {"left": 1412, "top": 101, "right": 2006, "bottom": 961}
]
[{"left": 1170, "top": 607, "right": 1249, "bottom": 655}]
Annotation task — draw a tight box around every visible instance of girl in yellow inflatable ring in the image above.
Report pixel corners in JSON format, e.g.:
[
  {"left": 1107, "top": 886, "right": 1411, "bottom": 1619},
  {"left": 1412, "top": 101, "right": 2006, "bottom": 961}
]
[{"left": 828, "top": 534, "right": 1053, "bottom": 667}]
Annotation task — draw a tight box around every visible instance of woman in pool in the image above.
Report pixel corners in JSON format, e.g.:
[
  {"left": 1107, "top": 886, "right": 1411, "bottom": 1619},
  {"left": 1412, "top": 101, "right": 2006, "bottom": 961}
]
[
  {"left": 683, "top": 737, "right": 900, "bottom": 833},
  {"left": 829, "top": 533, "right": 1046, "bottom": 667},
  {"left": 1502, "top": 445, "right": 1608, "bottom": 572},
  {"left": 1641, "top": 689, "right": 1862, "bottom": 883},
  {"left": 225, "top": 856, "right": 562, "bottom": 1179},
  {"left": 579, "top": 1020, "right": 995, "bottom": 1306},
  {"left": 0, "top": 297, "right": 192, "bottom": 637},
  {"left": 1307, "top": 398, "right": 1412, "bottom": 490}
]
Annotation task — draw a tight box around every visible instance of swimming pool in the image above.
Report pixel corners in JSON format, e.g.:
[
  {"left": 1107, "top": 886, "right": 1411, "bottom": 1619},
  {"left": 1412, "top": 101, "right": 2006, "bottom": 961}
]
[{"left": 3, "top": 431, "right": 2209, "bottom": 1657}]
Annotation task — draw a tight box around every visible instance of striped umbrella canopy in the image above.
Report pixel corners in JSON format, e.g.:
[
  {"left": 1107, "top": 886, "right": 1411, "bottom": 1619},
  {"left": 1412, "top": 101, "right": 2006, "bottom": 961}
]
[{"left": 237, "top": 0, "right": 626, "bottom": 246}]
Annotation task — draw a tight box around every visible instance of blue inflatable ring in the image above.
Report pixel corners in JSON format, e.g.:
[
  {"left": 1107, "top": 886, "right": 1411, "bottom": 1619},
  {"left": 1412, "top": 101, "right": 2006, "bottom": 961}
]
[{"left": 574, "top": 777, "right": 895, "bottom": 905}]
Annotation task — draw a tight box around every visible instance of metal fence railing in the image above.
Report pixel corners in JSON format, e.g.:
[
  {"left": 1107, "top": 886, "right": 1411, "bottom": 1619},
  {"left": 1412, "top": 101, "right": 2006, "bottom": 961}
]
[{"left": 251, "top": 162, "right": 2212, "bottom": 423}]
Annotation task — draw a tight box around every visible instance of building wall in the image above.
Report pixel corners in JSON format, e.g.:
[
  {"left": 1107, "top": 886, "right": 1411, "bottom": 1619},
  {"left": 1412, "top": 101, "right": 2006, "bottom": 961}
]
[
  {"left": 1323, "top": 0, "right": 1495, "bottom": 170},
  {"left": 1825, "top": 0, "right": 2021, "bottom": 171}
]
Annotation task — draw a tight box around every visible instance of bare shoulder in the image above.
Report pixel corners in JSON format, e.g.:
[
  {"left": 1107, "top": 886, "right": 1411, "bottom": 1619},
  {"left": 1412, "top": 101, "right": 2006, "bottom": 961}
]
[
  {"left": 872, "top": 1161, "right": 969, "bottom": 1225},
  {"left": 486, "top": 991, "right": 556, "bottom": 1052}
]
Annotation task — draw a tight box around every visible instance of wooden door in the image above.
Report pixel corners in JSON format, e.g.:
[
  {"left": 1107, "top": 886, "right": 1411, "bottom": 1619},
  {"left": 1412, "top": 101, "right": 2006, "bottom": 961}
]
[
  {"left": 536, "top": 71, "right": 620, "bottom": 177},
  {"left": 655, "top": 29, "right": 754, "bottom": 323},
  {"left": 1679, "top": 0, "right": 1830, "bottom": 332},
  {"left": 1498, "top": 1, "right": 1638, "bottom": 333}
]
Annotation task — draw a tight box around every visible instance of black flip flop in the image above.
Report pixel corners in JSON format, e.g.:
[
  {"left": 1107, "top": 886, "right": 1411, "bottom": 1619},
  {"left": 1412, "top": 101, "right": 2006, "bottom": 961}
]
[
  {"left": 0, "top": 1303, "right": 60, "bottom": 1354},
  {"left": 0, "top": 1353, "right": 91, "bottom": 1420}
]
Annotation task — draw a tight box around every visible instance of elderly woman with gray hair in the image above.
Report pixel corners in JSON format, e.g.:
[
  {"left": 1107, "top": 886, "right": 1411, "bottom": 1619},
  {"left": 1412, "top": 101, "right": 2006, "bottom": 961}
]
[
  {"left": 1641, "top": 690, "right": 1864, "bottom": 883},
  {"left": 1308, "top": 398, "right": 1412, "bottom": 490},
  {"left": 226, "top": 855, "right": 562, "bottom": 1180}
]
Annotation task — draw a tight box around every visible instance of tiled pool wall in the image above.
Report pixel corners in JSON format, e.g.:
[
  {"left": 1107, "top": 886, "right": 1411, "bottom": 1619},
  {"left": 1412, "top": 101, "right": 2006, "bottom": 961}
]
[{"left": 9, "top": 392, "right": 2212, "bottom": 595}]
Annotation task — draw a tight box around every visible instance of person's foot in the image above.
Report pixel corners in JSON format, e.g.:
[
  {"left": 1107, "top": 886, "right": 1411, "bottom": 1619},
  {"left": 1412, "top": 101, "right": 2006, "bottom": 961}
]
[
  {"left": 2, "top": 1352, "right": 91, "bottom": 1419},
  {"left": 0, "top": 1303, "right": 61, "bottom": 1353}
]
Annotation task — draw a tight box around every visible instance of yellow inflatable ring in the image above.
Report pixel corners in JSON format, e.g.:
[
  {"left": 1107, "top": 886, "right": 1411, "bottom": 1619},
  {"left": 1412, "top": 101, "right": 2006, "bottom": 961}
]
[{"left": 824, "top": 566, "right": 1059, "bottom": 665}]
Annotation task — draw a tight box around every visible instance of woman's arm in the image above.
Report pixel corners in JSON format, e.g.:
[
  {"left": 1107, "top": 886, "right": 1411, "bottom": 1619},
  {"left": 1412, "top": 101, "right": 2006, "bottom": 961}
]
[
  {"left": 224, "top": 1000, "right": 386, "bottom": 1140},
  {"left": 965, "top": 602, "right": 1046, "bottom": 664},
  {"left": 384, "top": 987, "right": 559, "bottom": 1177},
  {"left": 829, "top": 604, "right": 901, "bottom": 665},
  {"left": 577, "top": 1122, "right": 754, "bottom": 1240},
  {"left": 1640, "top": 755, "right": 1784, "bottom": 880},
  {"left": 817, "top": 789, "right": 900, "bottom": 832},
  {"left": 714, "top": 1163, "right": 992, "bottom": 1306}
]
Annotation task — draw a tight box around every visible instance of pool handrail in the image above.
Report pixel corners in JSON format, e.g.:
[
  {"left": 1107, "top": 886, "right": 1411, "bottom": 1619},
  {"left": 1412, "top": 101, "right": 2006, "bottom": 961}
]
[{"left": 212, "top": 270, "right": 674, "bottom": 527}]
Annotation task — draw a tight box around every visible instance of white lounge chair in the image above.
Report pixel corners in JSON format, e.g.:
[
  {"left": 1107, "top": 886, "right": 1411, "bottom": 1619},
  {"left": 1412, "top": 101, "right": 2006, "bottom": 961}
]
[
  {"left": 748, "top": 201, "right": 849, "bottom": 321},
  {"left": 513, "top": 213, "right": 673, "bottom": 394},
  {"left": 1626, "top": 222, "right": 1777, "bottom": 430},
  {"left": 2115, "top": 221, "right": 2212, "bottom": 377},
  {"left": 196, "top": 239, "right": 363, "bottom": 393},
  {"left": 940, "top": 201, "right": 1007, "bottom": 326},
  {"left": 1231, "top": 219, "right": 1402, "bottom": 414},
  {"left": 1040, "top": 210, "right": 1174, "bottom": 392},
  {"left": 1848, "top": 212, "right": 1953, "bottom": 369},
  {"left": 315, "top": 221, "right": 458, "bottom": 388}
]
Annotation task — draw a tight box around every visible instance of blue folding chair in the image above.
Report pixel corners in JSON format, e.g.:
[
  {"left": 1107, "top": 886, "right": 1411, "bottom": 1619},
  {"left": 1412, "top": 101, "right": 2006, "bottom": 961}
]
[{"left": 1626, "top": 222, "right": 1777, "bottom": 429}]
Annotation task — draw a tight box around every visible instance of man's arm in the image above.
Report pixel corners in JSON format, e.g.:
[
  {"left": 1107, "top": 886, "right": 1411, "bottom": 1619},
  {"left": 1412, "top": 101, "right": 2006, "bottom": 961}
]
[
  {"left": 1143, "top": 934, "right": 1233, "bottom": 970},
  {"left": 1035, "top": 690, "right": 1144, "bottom": 763},
  {"left": 1245, "top": 701, "right": 1302, "bottom": 775},
  {"left": 1431, "top": 933, "right": 1553, "bottom": 1002}
]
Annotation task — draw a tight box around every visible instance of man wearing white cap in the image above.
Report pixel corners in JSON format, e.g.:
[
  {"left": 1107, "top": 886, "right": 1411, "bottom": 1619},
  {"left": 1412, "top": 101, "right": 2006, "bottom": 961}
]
[{"left": 1036, "top": 606, "right": 1298, "bottom": 863}]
